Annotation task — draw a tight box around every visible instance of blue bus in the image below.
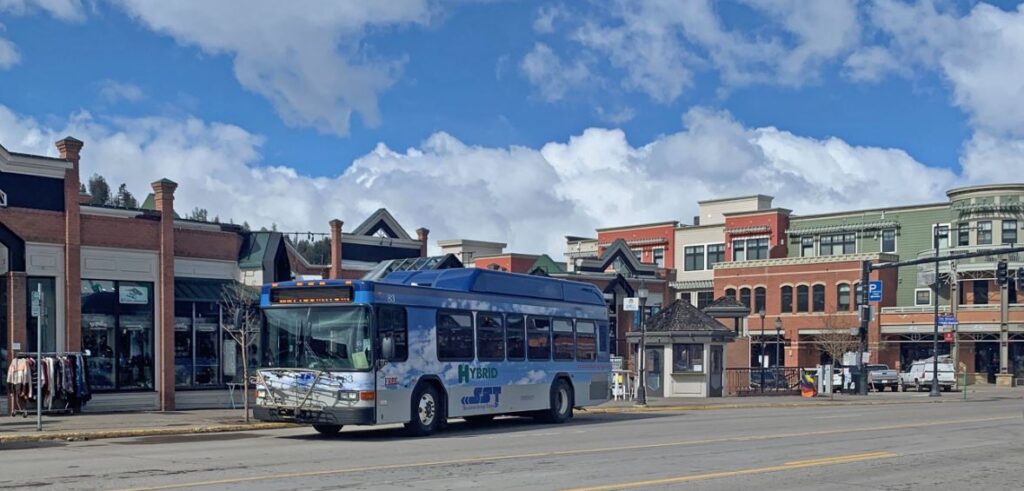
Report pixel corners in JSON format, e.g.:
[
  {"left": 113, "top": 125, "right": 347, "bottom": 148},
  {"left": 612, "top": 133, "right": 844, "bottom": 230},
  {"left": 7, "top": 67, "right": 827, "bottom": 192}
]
[{"left": 251, "top": 268, "right": 611, "bottom": 436}]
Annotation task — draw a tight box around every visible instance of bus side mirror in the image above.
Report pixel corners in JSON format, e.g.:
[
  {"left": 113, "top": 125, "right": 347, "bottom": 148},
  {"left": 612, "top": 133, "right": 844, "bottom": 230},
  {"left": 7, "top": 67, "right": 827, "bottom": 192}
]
[{"left": 381, "top": 335, "right": 395, "bottom": 361}]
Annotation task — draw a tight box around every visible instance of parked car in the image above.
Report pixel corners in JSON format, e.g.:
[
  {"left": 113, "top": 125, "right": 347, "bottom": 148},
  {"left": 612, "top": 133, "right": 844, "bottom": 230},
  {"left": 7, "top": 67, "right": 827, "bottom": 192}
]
[
  {"left": 866, "top": 364, "right": 899, "bottom": 392},
  {"left": 900, "top": 357, "right": 956, "bottom": 392}
]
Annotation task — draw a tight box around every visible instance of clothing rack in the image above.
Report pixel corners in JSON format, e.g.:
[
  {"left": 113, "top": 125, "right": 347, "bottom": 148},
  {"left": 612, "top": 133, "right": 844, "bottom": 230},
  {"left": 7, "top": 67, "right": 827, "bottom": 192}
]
[{"left": 7, "top": 351, "right": 91, "bottom": 417}]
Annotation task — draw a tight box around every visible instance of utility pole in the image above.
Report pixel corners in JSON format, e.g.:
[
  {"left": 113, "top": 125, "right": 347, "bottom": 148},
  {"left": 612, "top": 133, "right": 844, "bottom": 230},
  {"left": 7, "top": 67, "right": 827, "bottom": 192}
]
[
  {"left": 997, "top": 259, "right": 1010, "bottom": 381},
  {"left": 929, "top": 224, "right": 942, "bottom": 397},
  {"left": 857, "top": 260, "right": 870, "bottom": 395}
]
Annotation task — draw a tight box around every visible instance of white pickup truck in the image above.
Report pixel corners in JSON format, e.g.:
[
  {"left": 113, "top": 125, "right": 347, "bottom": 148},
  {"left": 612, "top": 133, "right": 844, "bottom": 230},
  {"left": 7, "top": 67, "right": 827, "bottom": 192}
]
[{"left": 900, "top": 357, "right": 956, "bottom": 392}]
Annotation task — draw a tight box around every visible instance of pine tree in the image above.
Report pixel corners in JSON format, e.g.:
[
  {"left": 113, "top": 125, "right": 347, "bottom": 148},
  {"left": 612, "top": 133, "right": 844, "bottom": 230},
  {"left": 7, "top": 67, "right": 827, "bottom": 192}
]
[
  {"left": 115, "top": 183, "right": 138, "bottom": 209},
  {"left": 79, "top": 182, "right": 86, "bottom": 194},
  {"left": 187, "top": 207, "right": 209, "bottom": 222},
  {"left": 87, "top": 174, "right": 112, "bottom": 206}
]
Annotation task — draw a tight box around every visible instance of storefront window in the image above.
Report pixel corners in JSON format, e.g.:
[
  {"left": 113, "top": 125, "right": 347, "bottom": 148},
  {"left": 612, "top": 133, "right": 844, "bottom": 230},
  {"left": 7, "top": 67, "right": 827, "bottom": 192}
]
[
  {"left": 81, "top": 280, "right": 154, "bottom": 391},
  {"left": 175, "top": 300, "right": 225, "bottom": 389},
  {"left": 27, "top": 277, "right": 57, "bottom": 352},
  {"left": 672, "top": 344, "right": 704, "bottom": 373},
  {"left": 174, "top": 302, "right": 193, "bottom": 388}
]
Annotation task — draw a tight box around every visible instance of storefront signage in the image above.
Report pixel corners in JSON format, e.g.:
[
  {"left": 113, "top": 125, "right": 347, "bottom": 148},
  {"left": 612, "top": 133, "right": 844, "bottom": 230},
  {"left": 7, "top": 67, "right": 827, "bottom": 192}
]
[
  {"left": 31, "top": 291, "right": 41, "bottom": 318},
  {"left": 623, "top": 297, "right": 640, "bottom": 311},
  {"left": 119, "top": 284, "right": 149, "bottom": 304}
]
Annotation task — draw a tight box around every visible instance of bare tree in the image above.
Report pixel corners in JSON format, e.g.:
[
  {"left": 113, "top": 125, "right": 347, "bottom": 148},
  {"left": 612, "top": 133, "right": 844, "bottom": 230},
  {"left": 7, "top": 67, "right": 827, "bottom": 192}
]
[
  {"left": 221, "top": 282, "right": 260, "bottom": 423},
  {"left": 816, "top": 314, "right": 859, "bottom": 366},
  {"left": 814, "top": 314, "right": 859, "bottom": 398}
]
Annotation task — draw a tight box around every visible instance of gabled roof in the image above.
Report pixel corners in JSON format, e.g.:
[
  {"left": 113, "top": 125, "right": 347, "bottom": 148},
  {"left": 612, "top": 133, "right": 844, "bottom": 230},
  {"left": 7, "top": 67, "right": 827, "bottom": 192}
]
[
  {"left": 238, "top": 232, "right": 282, "bottom": 268},
  {"left": 644, "top": 300, "right": 734, "bottom": 335},
  {"left": 575, "top": 238, "right": 657, "bottom": 277},
  {"left": 351, "top": 208, "right": 413, "bottom": 240},
  {"left": 527, "top": 254, "right": 567, "bottom": 276}
]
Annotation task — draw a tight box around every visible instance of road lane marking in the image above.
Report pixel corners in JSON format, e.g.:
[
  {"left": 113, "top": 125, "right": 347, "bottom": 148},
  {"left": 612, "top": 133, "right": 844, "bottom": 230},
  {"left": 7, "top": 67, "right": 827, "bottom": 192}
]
[
  {"left": 565, "top": 451, "right": 898, "bottom": 491},
  {"left": 113, "top": 415, "right": 1015, "bottom": 491}
]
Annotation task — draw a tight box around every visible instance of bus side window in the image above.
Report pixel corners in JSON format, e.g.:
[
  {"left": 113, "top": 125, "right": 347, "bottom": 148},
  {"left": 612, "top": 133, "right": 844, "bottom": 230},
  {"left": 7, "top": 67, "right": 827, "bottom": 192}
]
[
  {"left": 576, "top": 320, "right": 597, "bottom": 361},
  {"left": 506, "top": 315, "right": 525, "bottom": 361},
  {"left": 437, "top": 311, "right": 474, "bottom": 361},
  {"left": 552, "top": 319, "right": 575, "bottom": 361},
  {"left": 476, "top": 313, "right": 505, "bottom": 361},
  {"left": 527, "top": 317, "right": 551, "bottom": 361},
  {"left": 377, "top": 306, "right": 408, "bottom": 362}
]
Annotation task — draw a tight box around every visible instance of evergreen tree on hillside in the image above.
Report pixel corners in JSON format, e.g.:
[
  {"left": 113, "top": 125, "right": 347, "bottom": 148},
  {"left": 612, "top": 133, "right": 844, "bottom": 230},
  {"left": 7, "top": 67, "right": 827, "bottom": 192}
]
[{"left": 115, "top": 183, "right": 139, "bottom": 209}]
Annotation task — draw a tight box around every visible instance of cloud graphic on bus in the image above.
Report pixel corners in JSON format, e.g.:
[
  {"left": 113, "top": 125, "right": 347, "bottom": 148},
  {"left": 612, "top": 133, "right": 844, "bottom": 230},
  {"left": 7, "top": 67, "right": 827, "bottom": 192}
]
[{"left": 514, "top": 370, "right": 547, "bottom": 385}]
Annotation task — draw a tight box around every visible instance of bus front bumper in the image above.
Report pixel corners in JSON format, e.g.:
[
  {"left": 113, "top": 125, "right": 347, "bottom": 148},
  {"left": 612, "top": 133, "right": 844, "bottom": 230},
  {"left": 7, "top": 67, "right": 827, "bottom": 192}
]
[{"left": 254, "top": 406, "right": 375, "bottom": 426}]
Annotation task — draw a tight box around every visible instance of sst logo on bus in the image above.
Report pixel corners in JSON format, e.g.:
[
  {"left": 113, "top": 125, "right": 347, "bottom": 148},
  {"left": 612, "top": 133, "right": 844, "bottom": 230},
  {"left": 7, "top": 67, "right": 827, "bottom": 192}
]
[{"left": 460, "top": 386, "right": 501, "bottom": 408}]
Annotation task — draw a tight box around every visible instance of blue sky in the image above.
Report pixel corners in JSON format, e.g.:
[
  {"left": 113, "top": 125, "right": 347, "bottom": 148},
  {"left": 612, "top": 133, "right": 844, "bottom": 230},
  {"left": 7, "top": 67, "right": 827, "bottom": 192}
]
[{"left": 1, "top": 1, "right": 1022, "bottom": 254}]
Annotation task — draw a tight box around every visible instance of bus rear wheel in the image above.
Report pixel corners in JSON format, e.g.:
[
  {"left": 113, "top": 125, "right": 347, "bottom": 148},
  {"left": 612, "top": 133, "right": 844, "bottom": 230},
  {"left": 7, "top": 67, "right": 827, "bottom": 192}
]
[
  {"left": 538, "top": 378, "right": 573, "bottom": 424},
  {"left": 313, "top": 424, "right": 342, "bottom": 436},
  {"left": 406, "top": 384, "right": 443, "bottom": 436}
]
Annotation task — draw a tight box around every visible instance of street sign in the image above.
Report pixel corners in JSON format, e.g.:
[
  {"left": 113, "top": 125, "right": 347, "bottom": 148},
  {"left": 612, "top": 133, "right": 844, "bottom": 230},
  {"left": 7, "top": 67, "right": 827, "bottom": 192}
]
[
  {"left": 944, "top": 332, "right": 954, "bottom": 343},
  {"left": 868, "top": 280, "right": 883, "bottom": 302},
  {"left": 937, "top": 314, "right": 958, "bottom": 326},
  {"left": 623, "top": 297, "right": 640, "bottom": 311},
  {"left": 31, "top": 291, "right": 41, "bottom": 318},
  {"left": 858, "top": 304, "right": 873, "bottom": 323}
]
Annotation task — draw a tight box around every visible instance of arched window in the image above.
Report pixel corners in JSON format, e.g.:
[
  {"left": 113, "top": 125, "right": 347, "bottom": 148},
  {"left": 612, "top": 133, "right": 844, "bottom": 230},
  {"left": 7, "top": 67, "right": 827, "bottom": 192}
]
[
  {"left": 796, "top": 285, "right": 809, "bottom": 313},
  {"left": 837, "top": 284, "right": 851, "bottom": 311},
  {"left": 725, "top": 288, "right": 736, "bottom": 299},
  {"left": 754, "top": 287, "right": 766, "bottom": 314},
  {"left": 812, "top": 284, "right": 826, "bottom": 312},
  {"left": 739, "top": 287, "right": 752, "bottom": 312},
  {"left": 780, "top": 286, "right": 793, "bottom": 313}
]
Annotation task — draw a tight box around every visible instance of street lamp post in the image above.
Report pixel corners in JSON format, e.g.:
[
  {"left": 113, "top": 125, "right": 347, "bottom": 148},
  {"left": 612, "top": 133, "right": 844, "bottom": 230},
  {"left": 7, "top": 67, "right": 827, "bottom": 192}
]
[
  {"left": 759, "top": 309, "right": 766, "bottom": 392},
  {"left": 930, "top": 224, "right": 944, "bottom": 397},
  {"left": 775, "top": 317, "right": 783, "bottom": 369},
  {"left": 636, "top": 282, "right": 650, "bottom": 406}
]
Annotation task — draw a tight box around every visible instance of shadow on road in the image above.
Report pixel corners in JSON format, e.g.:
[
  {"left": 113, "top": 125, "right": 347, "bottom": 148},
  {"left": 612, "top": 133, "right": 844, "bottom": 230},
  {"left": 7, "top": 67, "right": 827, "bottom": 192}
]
[{"left": 281, "top": 411, "right": 676, "bottom": 442}]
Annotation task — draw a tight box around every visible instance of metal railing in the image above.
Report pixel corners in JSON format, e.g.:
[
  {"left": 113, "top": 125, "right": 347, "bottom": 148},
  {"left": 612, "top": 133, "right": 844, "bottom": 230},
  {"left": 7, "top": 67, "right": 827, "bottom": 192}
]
[{"left": 725, "top": 367, "right": 802, "bottom": 396}]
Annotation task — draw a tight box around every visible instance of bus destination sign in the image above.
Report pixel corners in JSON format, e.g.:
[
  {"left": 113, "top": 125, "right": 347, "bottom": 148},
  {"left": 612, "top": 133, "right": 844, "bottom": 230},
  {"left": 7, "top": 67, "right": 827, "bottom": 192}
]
[{"left": 271, "top": 286, "right": 354, "bottom": 305}]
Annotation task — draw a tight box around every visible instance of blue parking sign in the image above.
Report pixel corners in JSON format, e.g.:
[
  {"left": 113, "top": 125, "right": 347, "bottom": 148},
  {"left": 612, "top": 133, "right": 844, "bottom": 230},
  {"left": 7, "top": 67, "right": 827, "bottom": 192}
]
[{"left": 868, "top": 280, "right": 883, "bottom": 302}]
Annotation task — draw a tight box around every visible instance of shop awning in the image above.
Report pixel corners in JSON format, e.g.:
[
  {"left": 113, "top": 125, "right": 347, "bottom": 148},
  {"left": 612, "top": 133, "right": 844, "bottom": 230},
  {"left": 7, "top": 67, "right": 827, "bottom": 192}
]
[{"left": 174, "top": 278, "right": 233, "bottom": 302}]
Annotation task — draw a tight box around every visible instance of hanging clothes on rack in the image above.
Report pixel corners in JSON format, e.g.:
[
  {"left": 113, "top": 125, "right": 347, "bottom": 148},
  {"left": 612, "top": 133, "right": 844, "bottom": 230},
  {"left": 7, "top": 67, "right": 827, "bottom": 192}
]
[{"left": 6, "top": 352, "right": 92, "bottom": 415}]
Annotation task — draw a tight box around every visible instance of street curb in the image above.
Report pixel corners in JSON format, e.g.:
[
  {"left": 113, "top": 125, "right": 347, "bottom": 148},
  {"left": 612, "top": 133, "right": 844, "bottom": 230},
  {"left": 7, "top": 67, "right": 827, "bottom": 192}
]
[
  {"left": 583, "top": 397, "right": 967, "bottom": 414},
  {"left": 0, "top": 422, "right": 296, "bottom": 444}
]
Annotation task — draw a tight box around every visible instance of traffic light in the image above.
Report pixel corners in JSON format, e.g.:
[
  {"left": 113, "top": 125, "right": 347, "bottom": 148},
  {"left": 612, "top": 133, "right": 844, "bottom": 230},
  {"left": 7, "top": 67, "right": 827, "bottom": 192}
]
[
  {"left": 996, "top": 260, "right": 1008, "bottom": 286},
  {"left": 1018, "top": 266, "right": 1024, "bottom": 290}
]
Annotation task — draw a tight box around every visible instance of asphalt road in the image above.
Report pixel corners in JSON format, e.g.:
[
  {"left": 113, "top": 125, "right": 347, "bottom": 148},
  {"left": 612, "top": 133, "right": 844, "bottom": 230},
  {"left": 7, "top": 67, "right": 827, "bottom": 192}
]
[{"left": 2, "top": 396, "right": 1022, "bottom": 490}]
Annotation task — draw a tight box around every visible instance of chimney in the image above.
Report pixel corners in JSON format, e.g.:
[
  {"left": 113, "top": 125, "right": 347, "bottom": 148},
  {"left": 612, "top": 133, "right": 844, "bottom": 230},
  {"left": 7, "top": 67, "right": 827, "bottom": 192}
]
[
  {"left": 329, "top": 219, "right": 344, "bottom": 279},
  {"left": 56, "top": 136, "right": 84, "bottom": 355},
  {"left": 416, "top": 227, "right": 430, "bottom": 257},
  {"left": 56, "top": 136, "right": 84, "bottom": 164},
  {"left": 693, "top": 215, "right": 700, "bottom": 226}
]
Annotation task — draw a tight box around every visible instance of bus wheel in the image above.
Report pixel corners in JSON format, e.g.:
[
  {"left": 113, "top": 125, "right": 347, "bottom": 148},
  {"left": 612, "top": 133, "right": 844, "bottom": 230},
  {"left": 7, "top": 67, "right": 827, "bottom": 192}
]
[
  {"left": 539, "top": 379, "right": 573, "bottom": 424},
  {"left": 313, "top": 424, "right": 342, "bottom": 436},
  {"left": 406, "top": 384, "right": 442, "bottom": 436}
]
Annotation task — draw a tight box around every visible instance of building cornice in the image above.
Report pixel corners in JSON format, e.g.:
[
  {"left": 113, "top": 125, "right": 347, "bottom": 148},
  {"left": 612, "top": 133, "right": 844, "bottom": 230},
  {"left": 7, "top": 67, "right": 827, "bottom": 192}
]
[
  {"left": 713, "top": 252, "right": 900, "bottom": 270},
  {"left": 0, "top": 143, "right": 72, "bottom": 178}
]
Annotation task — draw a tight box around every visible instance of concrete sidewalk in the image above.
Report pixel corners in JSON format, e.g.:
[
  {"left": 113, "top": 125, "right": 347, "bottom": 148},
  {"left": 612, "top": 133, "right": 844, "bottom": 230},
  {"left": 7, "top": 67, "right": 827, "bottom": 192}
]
[
  {"left": 2, "top": 386, "right": 1019, "bottom": 444},
  {"left": 0, "top": 408, "right": 293, "bottom": 444}
]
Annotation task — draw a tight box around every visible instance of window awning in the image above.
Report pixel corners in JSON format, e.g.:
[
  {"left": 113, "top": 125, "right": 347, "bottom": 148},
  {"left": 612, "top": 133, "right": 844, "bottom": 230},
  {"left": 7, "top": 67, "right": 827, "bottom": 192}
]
[
  {"left": 174, "top": 278, "right": 233, "bottom": 302},
  {"left": 724, "top": 225, "right": 771, "bottom": 235},
  {"left": 669, "top": 279, "right": 714, "bottom": 290},
  {"left": 787, "top": 220, "right": 899, "bottom": 236}
]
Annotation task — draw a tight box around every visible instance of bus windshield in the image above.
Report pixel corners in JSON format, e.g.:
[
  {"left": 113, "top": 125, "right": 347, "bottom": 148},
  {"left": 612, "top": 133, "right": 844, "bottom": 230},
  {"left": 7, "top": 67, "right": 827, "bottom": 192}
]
[{"left": 261, "top": 306, "right": 373, "bottom": 371}]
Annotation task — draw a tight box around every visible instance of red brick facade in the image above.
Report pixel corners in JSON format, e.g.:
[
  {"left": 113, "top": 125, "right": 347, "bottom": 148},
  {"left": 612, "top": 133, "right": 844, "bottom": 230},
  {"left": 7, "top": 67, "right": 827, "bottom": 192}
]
[
  {"left": 597, "top": 222, "right": 676, "bottom": 269},
  {"left": 723, "top": 209, "right": 790, "bottom": 261},
  {"left": 474, "top": 254, "right": 539, "bottom": 273}
]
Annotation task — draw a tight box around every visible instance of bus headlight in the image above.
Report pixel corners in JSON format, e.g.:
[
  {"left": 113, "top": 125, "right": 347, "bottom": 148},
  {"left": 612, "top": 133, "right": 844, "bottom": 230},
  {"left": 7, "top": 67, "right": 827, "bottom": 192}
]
[{"left": 339, "top": 391, "right": 360, "bottom": 402}]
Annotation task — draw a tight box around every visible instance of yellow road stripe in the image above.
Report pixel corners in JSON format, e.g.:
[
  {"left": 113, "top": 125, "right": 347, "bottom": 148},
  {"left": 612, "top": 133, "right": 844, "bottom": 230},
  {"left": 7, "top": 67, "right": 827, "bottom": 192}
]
[
  {"left": 566, "top": 451, "right": 899, "bottom": 491},
  {"left": 114, "top": 415, "right": 1014, "bottom": 491}
]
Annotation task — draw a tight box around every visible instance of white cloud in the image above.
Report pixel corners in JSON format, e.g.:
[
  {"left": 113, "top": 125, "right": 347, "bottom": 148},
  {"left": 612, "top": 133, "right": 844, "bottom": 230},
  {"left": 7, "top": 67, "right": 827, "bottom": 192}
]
[
  {"left": 595, "top": 105, "right": 636, "bottom": 125},
  {"left": 7, "top": 104, "right": 1010, "bottom": 257},
  {"left": 870, "top": 1, "right": 1024, "bottom": 138},
  {"left": 0, "top": 35, "right": 19, "bottom": 69},
  {"left": 97, "top": 80, "right": 145, "bottom": 103},
  {"left": 0, "top": 0, "right": 85, "bottom": 22},
  {"left": 552, "top": 0, "right": 860, "bottom": 103},
  {"left": 843, "top": 46, "right": 902, "bottom": 82},
  {"left": 533, "top": 4, "right": 564, "bottom": 34},
  {"left": 112, "top": 0, "right": 432, "bottom": 136},
  {"left": 520, "top": 43, "right": 592, "bottom": 102}
]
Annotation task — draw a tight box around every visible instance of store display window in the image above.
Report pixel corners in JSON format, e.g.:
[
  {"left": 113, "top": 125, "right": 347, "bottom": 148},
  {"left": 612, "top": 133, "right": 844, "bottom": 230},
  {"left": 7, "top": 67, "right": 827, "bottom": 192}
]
[{"left": 81, "top": 280, "right": 154, "bottom": 391}]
